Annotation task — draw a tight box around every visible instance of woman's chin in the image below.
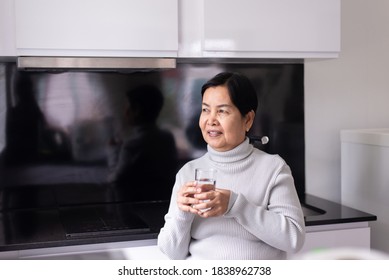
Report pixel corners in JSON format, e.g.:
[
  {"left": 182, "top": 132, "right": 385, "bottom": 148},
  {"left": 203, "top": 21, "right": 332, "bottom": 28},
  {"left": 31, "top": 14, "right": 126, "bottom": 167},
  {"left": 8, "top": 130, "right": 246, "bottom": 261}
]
[{"left": 207, "top": 141, "right": 229, "bottom": 152}]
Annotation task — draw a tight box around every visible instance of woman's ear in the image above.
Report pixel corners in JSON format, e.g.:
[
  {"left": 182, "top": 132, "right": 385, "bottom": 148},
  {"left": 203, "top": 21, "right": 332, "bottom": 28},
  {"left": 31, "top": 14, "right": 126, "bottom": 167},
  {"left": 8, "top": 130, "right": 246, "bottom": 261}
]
[{"left": 245, "top": 110, "right": 255, "bottom": 132}]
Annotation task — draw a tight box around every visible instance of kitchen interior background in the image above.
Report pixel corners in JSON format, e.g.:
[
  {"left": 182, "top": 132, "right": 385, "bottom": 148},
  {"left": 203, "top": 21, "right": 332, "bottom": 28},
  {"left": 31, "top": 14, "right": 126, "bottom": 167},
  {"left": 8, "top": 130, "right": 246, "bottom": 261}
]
[{"left": 1, "top": 0, "right": 389, "bottom": 258}]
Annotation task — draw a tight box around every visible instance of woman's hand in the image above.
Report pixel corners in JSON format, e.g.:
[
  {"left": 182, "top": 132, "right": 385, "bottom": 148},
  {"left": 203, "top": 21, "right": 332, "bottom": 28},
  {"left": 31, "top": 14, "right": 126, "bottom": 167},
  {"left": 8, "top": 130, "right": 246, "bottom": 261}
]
[
  {"left": 177, "top": 181, "right": 202, "bottom": 214},
  {"left": 177, "top": 182, "right": 231, "bottom": 217},
  {"left": 193, "top": 185, "right": 231, "bottom": 218}
]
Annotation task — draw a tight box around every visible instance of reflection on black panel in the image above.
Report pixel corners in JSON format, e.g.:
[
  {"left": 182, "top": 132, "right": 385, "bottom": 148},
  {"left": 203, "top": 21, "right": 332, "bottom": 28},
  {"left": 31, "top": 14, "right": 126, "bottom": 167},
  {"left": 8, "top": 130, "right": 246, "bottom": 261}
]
[{"left": 1, "top": 63, "right": 304, "bottom": 210}]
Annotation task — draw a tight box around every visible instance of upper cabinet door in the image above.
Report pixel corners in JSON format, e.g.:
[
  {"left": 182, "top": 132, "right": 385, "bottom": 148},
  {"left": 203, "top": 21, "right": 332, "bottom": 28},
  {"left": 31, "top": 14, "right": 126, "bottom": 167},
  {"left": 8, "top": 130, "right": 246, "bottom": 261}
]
[
  {"left": 15, "top": 0, "right": 178, "bottom": 57},
  {"left": 0, "top": 0, "right": 16, "bottom": 57},
  {"left": 202, "top": 0, "right": 340, "bottom": 58}
]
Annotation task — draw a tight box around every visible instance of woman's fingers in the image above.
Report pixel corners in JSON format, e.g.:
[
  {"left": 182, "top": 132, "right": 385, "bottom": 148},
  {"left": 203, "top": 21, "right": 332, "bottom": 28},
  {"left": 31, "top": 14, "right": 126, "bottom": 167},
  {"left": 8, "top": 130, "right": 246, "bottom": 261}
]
[
  {"left": 197, "top": 188, "right": 231, "bottom": 217},
  {"left": 177, "top": 181, "right": 201, "bottom": 213},
  {"left": 177, "top": 183, "right": 231, "bottom": 217}
]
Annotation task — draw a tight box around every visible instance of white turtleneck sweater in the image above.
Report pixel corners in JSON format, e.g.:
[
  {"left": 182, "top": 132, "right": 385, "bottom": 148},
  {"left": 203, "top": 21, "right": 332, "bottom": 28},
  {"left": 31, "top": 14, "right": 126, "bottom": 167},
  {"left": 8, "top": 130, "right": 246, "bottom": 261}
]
[{"left": 157, "top": 138, "right": 305, "bottom": 260}]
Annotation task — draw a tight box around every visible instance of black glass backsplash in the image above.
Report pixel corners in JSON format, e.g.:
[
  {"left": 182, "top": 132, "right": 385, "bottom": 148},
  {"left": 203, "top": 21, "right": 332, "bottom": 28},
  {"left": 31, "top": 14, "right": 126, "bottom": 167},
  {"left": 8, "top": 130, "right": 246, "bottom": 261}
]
[{"left": 0, "top": 63, "right": 304, "bottom": 210}]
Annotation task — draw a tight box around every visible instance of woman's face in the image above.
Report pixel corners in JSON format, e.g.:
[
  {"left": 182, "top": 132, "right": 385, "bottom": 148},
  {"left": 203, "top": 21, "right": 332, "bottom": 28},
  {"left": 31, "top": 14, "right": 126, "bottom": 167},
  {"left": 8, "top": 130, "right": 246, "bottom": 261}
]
[{"left": 199, "top": 85, "right": 254, "bottom": 152}]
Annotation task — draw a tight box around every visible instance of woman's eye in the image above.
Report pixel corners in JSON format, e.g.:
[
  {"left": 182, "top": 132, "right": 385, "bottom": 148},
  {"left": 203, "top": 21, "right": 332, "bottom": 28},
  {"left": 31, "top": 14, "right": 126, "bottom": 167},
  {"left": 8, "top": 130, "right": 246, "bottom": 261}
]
[{"left": 202, "top": 108, "right": 209, "bottom": 113}]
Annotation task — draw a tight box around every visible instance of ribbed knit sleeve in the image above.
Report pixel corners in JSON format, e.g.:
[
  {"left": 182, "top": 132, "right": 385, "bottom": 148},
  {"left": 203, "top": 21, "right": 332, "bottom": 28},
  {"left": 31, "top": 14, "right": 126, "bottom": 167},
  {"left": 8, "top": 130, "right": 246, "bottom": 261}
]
[
  {"left": 157, "top": 172, "right": 195, "bottom": 259},
  {"left": 224, "top": 163, "right": 305, "bottom": 253}
]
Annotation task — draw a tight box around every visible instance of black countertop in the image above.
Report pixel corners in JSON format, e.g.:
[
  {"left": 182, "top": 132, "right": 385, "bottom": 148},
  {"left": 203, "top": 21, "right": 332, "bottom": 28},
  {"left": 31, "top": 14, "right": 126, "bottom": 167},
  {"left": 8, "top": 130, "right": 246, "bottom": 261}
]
[
  {"left": 0, "top": 194, "right": 377, "bottom": 252},
  {"left": 0, "top": 200, "right": 169, "bottom": 252},
  {"left": 302, "top": 194, "right": 376, "bottom": 226}
]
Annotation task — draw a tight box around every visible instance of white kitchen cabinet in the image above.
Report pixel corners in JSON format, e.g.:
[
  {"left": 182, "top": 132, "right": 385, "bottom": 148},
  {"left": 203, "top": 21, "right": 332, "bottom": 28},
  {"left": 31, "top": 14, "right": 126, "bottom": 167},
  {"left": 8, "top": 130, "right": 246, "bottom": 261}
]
[
  {"left": 0, "top": 0, "right": 16, "bottom": 57},
  {"left": 14, "top": 0, "right": 178, "bottom": 57},
  {"left": 7, "top": 0, "right": 339, "bottom": 59},
  {"left": 292, "top": 222, "right": 371, "bottom": 258},
  {"left": 179, "top": 0, "right": 340, "bottom": 59},
  {"left": 0, "top": 239, "right": 168, "bottom": 260}
]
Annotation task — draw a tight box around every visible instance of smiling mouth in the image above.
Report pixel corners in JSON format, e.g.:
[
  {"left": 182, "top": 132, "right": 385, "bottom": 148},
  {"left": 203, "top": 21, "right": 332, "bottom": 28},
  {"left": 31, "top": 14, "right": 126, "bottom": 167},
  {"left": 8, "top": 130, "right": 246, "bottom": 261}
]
[{"left": 207, "top": 130, "right": 222, "bottom": 137}]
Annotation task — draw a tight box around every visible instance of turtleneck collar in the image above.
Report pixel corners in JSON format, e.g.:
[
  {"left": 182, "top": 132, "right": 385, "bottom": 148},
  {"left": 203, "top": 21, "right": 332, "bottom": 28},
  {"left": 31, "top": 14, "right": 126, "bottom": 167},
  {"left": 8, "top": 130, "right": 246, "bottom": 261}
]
[{"left": 207, "top": 137, "right": 254, "bottom": 164}]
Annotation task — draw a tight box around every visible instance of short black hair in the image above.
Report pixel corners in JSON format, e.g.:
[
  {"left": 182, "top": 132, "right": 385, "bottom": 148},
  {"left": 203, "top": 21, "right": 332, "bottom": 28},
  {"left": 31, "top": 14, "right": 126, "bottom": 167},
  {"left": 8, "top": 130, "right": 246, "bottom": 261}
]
[
  {"left": 126, "top": 85, "right": 164, "bottom": 123},
  {"left": 201, "top": 72, "right": 258, "bottom": 116}
]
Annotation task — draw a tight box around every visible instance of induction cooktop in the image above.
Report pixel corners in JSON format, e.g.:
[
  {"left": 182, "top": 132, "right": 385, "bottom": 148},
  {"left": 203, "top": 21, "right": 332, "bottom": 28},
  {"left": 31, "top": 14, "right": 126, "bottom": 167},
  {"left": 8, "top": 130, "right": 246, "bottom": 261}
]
[{"left": 59, "top": 204, "right": 150, "bottom": 239}]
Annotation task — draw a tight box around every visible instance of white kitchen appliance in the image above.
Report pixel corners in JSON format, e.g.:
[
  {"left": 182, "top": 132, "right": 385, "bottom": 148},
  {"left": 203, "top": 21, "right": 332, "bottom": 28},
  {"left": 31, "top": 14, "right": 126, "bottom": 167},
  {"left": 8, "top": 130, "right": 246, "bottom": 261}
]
[{"left": 341, "top": 128, "right": 389, "bottom": 254}]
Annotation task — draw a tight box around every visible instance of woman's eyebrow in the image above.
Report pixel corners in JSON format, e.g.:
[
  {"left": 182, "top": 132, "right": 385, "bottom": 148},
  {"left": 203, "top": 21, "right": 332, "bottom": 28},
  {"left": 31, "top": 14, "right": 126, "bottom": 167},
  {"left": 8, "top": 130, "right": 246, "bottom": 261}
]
[{"left": 202, "top": 102, "right": 232, "bottom": 108}]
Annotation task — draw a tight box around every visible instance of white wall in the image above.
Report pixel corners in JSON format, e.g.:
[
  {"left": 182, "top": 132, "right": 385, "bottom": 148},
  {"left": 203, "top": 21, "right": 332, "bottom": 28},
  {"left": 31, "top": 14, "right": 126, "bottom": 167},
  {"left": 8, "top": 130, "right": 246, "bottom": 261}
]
[{"left": 305, "top": 0, "right": 389, "bottom": 202}]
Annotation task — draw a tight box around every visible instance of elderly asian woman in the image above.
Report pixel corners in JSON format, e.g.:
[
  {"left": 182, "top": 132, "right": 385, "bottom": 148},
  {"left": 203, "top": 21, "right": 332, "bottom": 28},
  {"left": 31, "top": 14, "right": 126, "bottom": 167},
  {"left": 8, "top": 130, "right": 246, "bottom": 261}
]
[{"left": 157, "top": 72, "right": 305, "bottom": 260}]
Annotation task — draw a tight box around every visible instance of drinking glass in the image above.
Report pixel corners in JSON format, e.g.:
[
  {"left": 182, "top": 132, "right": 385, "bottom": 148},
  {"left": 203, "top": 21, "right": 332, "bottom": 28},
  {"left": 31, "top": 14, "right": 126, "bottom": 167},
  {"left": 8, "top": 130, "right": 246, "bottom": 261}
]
[{"left": 194, "top": 168, "right": 217, "bottom": 212}]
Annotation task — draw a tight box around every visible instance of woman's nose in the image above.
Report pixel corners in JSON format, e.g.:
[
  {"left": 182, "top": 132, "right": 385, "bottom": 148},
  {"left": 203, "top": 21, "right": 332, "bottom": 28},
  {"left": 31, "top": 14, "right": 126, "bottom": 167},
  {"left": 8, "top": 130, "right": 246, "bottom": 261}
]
[{"left": 207, "top": 111, "right": 218, "bottom": 126}]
